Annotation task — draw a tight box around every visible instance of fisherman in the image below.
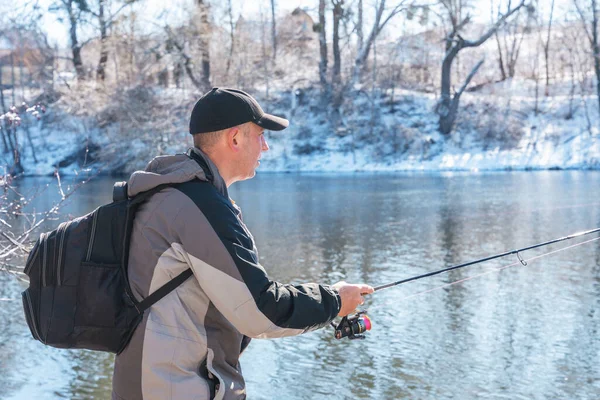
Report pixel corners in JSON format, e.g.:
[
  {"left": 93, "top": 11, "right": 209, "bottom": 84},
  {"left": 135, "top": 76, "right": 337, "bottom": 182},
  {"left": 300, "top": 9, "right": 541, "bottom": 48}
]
[{"left": 111, "top": 88, "right": 374, "bottom": 400}]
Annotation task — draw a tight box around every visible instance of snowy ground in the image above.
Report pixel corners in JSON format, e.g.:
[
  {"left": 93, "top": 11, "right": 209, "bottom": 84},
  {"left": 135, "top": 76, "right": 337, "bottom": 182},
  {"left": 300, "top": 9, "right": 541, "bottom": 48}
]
[{"left": 8, "top": 85, "right": 600, "bottom": 177}]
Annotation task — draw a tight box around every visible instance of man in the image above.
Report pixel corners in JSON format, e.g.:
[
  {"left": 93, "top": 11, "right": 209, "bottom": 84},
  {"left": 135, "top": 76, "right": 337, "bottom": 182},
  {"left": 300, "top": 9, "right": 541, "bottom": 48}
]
[{"left": 112, "top": 88, "right": 373, "bottom": 400}]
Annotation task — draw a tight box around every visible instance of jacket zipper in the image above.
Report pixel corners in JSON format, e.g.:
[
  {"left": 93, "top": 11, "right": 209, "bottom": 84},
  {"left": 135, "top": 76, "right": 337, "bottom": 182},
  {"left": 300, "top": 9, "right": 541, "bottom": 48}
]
[
  {"left": 56, "top": 222, "right": 68, "bottom": 285},
  {"left": 86, "top": 211, "right": 99, "bottom": 262},
  {"left": 23, "top": 290, "right": 43, "bottom": 342}
]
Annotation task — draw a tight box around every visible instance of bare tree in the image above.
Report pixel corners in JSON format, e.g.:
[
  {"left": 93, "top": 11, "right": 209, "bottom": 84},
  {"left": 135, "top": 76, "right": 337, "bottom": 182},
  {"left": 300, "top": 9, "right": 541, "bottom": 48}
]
[
  {"left": 1, "top": 171, "right": 92, "bottom": 277},
  {"left": 492, "top": 0, "right": 531, "bottom": 81},
  {"left": 436, "top": 0, "right": 526, "bottom": 135},
  {"left": 332, "top": 0, "right": 344, "bottom": 89},
  {"left": 357, "top": 0, "right": 364, "bottom": 50},
  {"left": 225, "top": 0, "right": 235, "bottom": 76},
  {"left": 574, "top": 0, "right": 600, "bottom": 115},
  {"left": 271, "top": 0, "right": 277, "bottom": 60},
  {"left": 49, "top": 0, "right": 89, "bottom": 81},
  {"left": 164, "top": 26, "right": 205, "bottom": 90},
  {"left": 318, "top": 0, "right": 329, "bottom": 93},
  {"left": 197, "top": 0, "right": 212, "bottom": 90},
  {"left": 540, "top": 0, "right": 556, "bottom": 96},
  {"left": 88, "top": 0, "right": 137, "bottom": 82},
  {"left": 352, "top": 0, "right": 410, "bottom": 85},
  {"left": 96, "top": 0, "right": 108, "bottom": 81}
]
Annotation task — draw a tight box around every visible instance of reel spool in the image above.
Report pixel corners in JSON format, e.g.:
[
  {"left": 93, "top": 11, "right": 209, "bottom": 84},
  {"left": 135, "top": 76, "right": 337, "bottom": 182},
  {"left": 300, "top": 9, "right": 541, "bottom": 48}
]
[{"left": 333, "top": 311, "right": 372, "bottom": 340}]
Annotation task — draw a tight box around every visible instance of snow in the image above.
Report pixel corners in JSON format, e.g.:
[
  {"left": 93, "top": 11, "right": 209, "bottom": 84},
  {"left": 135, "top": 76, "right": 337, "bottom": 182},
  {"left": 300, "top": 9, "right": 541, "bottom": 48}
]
[{"left": 6, "top": 84, "right": 600, "bottom": 176}]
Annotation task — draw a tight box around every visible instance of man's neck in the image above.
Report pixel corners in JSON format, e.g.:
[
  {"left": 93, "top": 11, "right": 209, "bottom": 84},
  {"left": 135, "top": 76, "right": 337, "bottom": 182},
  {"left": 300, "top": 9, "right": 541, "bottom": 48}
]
[
  {"left": 194, "top": 147, "right": 236, "bottom": 188},
  {"left": 189, "top": 147, "right": 233, "bottom": 193}
]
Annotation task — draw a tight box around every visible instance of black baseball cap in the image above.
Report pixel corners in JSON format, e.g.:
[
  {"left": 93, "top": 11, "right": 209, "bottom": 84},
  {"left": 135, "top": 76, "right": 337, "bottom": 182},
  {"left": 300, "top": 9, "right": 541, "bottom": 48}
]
[{"left": 189, "top": 88, "right": 289, "bottom": 134}]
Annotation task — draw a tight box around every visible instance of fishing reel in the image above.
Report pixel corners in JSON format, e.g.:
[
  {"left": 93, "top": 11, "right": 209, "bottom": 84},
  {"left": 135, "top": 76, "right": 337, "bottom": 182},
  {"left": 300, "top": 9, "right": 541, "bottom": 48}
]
[{"left": 332, "top": 311, "right": 372, "bottom": 340}]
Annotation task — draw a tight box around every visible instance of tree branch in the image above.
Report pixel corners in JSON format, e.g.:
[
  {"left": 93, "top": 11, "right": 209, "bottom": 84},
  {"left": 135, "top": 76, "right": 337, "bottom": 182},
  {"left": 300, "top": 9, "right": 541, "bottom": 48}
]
[
  {"left": 464, "top": 0, "right": 525, "bottom": 48},
  {"left": 455, "top": 58, "right": 485, "bottom": 100}
]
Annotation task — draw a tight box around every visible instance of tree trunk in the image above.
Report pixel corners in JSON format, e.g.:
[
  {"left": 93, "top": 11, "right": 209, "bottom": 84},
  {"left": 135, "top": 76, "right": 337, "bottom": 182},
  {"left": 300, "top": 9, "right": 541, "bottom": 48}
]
[
  {"left": 567, "top": 52, "right": 576, "bottom": 119},
  {"left": 9, "top": 127, "right": 23, "bottom": 175},
  {"left": 353, "top": 25, "right": 377, "bottom": 84},
  {"left": 318, "top": 0, "right": 328, "bottom": 92},
  {"left": 24, "top": 124, "right": 37, "bottom": 163},
  {"left": 260, "top": 6, "right": 270, "bottom": 99},
  {"left": 0, "top": 65, "right": 6, "bottom": 113},
  {"left": 437, "top": 0, "right": 525, "bottom": 134},
  {"left": 11, "top": 52, "right": 15, "bottom": 105},
  {"left": 0, "top": 128, "right": 8, "bottom": 154},
  {"left": 332, "top": 0, "right": 343, "bottom": 88},
  {"left": 225, "top": 0, "right": 235, "bottom": 76},
  {"left": 439, "top": 59, "right": 484, "bottom": 134},
  {"left": 197, "top": 0, "right": 211, "bottom": 90},
  {"left": 575, "top": 0, "right": 600, "bottom": 116},
  {"left": 96, "top": 0, "right": 108, "bottom": 81},
  {"left": 357, "top": 0, "right": 363, "bottom": 50},
  {"left": 353, "top": 0, "right": 399, "bottom": 85},
  {"left": 543, "top": 0, "right": 555, "bottom": 96},
  {"left": 67, "top": 0, "right": 85, "bottom": 81},
  {"left": 18, "top": 35, "right": 25, "bottom": 100},
  {"left": 0, "top": 69, "right": 8, "bottom": 152},
  {"left": 494, "top": 30, "right": 507, "bottom": 81},
  {"left": 438, "top": 44, "right": 461, "bottom": 134},
  {"left": 592, "top": 0, "right": 600, "bottom": 116},
  {"left": 270, "top": 0, "right": 277, "bottom": 60},
  {"left": 165, "top": 26, "right": 204, "bottom": 90}
]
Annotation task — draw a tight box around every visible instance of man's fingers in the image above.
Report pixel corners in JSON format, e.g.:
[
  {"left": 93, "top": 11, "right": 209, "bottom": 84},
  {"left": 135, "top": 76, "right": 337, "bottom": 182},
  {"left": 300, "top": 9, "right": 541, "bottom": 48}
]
[{"left": 358, "top": 284, "right": 374, "bottom": 295}]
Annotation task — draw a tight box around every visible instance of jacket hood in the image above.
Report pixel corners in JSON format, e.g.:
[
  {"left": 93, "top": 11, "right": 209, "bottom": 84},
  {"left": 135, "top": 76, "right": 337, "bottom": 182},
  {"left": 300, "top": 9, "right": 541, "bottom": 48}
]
[{"left": 127, "top": 147, "right": 228, "bottom": 198}]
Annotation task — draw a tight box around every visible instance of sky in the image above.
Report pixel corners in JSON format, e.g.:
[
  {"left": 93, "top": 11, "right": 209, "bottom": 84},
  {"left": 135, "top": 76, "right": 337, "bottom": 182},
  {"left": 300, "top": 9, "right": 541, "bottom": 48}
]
[
  {"left": 1, "top": 0, "right": 315, "bottom": 47},
  {"left": 0, "top": 0, "right": 575, "bottom": 48}
]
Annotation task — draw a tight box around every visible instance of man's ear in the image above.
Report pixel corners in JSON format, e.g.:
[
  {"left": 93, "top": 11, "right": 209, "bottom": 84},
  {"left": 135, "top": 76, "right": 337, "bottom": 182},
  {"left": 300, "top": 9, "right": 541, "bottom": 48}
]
[{"left": 226, "top": 127, "right": 241, "bottom": 152}]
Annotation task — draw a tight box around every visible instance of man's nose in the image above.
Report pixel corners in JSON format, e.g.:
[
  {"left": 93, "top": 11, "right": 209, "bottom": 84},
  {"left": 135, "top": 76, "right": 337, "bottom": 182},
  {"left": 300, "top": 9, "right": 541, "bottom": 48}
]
[{"left": 261, "top": 136, "right": 270, "bottom": 151}]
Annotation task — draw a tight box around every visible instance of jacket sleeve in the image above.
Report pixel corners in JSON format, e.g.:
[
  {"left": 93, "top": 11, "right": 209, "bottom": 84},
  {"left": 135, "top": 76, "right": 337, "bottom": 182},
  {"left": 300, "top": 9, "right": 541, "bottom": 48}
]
[{"left": 172, "top": 192, "right": 341, "bottom": 339}]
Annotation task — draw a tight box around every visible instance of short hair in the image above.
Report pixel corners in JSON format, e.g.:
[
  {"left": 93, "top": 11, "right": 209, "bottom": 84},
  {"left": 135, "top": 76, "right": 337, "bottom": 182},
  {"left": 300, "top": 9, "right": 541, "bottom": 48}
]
[
  {"left": 193, "top": 123, "right": 252, "bottom": 151},
  {"left": 193, "top": 128, "right": 227, "bottom": 151}
]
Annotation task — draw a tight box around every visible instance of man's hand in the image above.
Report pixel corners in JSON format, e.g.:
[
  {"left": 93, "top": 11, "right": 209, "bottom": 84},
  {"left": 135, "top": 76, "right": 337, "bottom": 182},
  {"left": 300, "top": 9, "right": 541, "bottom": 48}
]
[{"left": 332, "top": 281, "right": 375, "bottom": 317}]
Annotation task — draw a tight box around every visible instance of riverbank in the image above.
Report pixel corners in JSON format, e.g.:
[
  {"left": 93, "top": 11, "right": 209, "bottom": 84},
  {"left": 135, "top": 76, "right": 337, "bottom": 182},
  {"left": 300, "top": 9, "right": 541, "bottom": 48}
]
[{"left": 7, "top": 83, "right": 600, "bottom": 176}]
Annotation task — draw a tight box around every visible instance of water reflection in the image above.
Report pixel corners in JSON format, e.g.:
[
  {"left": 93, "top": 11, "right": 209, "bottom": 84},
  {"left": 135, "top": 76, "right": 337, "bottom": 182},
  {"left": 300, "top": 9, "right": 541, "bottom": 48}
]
[{"left": 1, "top": 171, "right": 600, "bottom": 399}]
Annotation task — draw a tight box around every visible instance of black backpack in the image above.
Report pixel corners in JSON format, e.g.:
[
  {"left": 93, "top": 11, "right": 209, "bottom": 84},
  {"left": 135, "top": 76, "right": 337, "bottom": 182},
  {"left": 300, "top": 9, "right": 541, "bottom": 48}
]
[{"left": 21, "top": 182, "right": 193, "bottom": 354}]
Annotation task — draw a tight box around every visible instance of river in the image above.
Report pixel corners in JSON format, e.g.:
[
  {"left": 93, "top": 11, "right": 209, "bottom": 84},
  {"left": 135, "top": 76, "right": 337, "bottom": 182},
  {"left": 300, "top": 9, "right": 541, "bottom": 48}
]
[{"left": 1, "top": 171, "right": 599, "bottom": 399}]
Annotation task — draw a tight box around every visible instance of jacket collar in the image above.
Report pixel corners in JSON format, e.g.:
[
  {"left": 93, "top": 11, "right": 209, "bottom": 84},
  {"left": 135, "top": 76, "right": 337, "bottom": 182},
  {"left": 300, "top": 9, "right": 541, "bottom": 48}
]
[{"left": 186, "top": 147, "right": 229, "bottom": 200}]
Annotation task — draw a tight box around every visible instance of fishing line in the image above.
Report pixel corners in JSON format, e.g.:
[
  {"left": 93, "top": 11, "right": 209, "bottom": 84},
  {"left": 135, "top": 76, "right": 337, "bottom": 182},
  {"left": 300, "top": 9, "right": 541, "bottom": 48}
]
[{"left": 397, "top": 236, "right": 600, "bottom": 301}]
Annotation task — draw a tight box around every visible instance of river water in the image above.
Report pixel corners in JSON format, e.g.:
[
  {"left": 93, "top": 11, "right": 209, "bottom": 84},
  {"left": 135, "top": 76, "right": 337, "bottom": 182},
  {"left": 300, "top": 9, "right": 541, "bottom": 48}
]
[{"left": 1, "top": 171, "right": 599, "bottom": 399}]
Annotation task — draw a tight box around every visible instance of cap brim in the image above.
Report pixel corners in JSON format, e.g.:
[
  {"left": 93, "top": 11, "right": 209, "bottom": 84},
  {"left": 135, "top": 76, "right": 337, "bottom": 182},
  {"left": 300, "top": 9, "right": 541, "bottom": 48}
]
[{"left": 256, "top": 113, "right": 289, "bottom": 131}]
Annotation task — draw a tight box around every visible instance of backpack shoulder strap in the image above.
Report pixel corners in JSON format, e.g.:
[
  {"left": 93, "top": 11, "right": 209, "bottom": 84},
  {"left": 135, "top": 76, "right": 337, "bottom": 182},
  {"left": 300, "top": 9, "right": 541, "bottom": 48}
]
[
  {"left": 123, "top": 182, "right": 194, "bottom": 314},
  {"left": 129, "top": 183, "right": 177, "bottom": 205},
  {"left": 136, "top": 268, "right": 193, "bottom": 313},
  {"left": 113, "top": 181, "right": 128, "bottom": 202}
]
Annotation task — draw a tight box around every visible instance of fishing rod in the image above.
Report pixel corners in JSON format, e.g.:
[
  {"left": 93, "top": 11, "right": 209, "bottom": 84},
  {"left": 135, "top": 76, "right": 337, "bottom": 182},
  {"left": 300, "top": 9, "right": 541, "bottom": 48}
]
[
  {"left": 332, "top": 227, "right": 600, "bottom": 340},
  {"left": 373, "top": 227, "right": 600, "bottom": 291}
]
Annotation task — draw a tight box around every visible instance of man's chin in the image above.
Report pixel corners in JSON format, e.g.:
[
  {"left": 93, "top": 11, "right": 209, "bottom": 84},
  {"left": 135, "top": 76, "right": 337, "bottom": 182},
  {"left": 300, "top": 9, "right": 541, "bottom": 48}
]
[{"left": 242, "top": 171, "right": 256, "bottom": 181}]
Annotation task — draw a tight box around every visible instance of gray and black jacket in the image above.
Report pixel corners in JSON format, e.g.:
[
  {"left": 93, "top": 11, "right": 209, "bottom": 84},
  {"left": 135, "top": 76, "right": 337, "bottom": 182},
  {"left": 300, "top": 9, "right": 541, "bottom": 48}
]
[{"left": 112, "top": 148, "right": 341, "bottom": 400}]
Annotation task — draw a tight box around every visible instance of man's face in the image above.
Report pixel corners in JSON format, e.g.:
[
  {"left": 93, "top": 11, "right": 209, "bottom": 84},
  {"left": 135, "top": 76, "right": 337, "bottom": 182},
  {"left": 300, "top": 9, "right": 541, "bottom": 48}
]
[{"left": 238, "top": 123, "right": 269, "bottom": 180}]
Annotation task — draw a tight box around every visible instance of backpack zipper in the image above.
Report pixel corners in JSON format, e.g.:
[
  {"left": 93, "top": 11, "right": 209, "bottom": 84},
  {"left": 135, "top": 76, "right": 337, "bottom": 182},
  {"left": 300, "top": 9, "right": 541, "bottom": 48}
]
[
  {"left": 56, "top": 222, "right": 68, "bottom": 285},
  {"left": 51, "top": 222, "right": 64, "bottom": 286},
  {"left": 42, "top": 232, "right": 49, "bottom": 287},
  {"left": 22, "top": 290, "right": 43, "bottom": 342},
  {"left": 23, "top": 239, "right": 41, "bottom": 276},
  {"left": 86, "top": 211, "right": 99, "bottom": 262}
]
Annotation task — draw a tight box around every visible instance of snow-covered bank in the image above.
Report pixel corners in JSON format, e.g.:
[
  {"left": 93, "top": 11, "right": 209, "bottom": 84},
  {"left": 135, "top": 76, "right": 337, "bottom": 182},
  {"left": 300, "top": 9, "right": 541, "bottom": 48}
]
[{"left": 9, "top": 85, "right": 600, "bottom": 176}]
